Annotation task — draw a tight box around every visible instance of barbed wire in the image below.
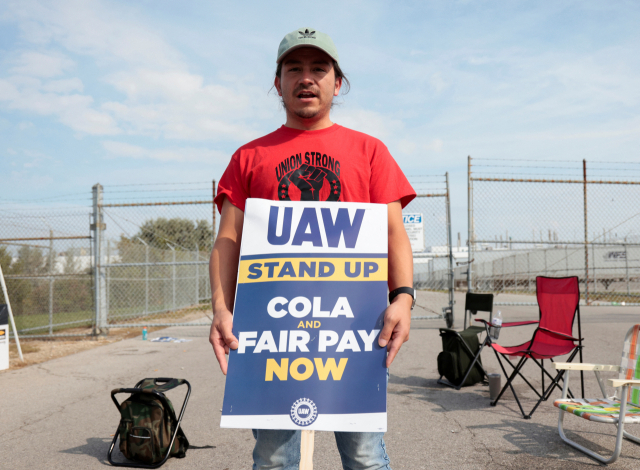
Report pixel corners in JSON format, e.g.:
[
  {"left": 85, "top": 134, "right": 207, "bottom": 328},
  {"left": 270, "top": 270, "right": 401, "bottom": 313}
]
[
  {"left": 473, "top": 158, "right": 640, "bottom": 165},
  {"left": 102, "top": 195, "right": 213, "bottom": 203},
  {"left": 0, "top": 191, "right": 90, "bottom": 203},
  {"left": 102, "top": 187, "right": 212, "bottom": 194},
  {"left": 106, "top": 181, "right": 212, "bottom": 187}
]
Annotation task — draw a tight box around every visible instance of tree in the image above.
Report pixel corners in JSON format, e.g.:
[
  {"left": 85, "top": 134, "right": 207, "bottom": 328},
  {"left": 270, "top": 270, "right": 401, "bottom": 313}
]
[
  {"left": 13, "top": 245, "right": 46, "bottom": 274},
  {"left": 0, "top": 246, "right": 12, "bottom": 274},
  {"left": 122, "top": 217, "right": 213, "bottom": 252}
]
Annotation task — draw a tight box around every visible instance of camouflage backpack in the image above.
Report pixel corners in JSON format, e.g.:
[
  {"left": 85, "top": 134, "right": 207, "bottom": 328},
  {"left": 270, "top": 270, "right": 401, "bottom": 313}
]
[{"left": 108, "top": 378, "right": 191, "bottom": 468}]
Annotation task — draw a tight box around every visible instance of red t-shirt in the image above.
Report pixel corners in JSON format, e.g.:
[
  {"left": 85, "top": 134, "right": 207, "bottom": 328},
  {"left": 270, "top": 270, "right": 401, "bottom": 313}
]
[{"left": 215, "top": 124, "right": 415, "bottom": 213}]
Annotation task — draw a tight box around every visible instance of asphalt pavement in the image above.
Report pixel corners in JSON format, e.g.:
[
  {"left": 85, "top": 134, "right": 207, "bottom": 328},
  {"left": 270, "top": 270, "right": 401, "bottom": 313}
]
[{"left": 3, "top": 290, "right": 640, "bottom": 469}]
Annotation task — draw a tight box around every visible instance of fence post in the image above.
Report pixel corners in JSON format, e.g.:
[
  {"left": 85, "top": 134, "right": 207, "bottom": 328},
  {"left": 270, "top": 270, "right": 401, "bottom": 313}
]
[
  {"left": 145, "top": 244, "right": 149, "bottom": 314},
  {"left": 106, "top": 239, "right": 110, "bottom": 321},
  {"left": 92, "top": 183, "right": 107, "bottom": 335},
  {"left": 167, "top": 244, "right": 176, "bottom": 311},
  {"left": 583, "top": 159, "right": 589, "bottom": 304},
  {"left": 527, "top": 252, "right": 531, "bottom": 292},
  {"left": 592, "top": 243, "right": 597, "bottom": 294},
  {"left": 445, "top": 172, "right": 454, "bottom": 326},
  {"left": 467, "top": 156, "right": 473, "bottom": 292},
  {"left": 48, "top": 230, "right": 53, "bottom": 335},
  {"left": 625, "top": 244, "right": 630, "bottom": 296},
  {"left": 514, "top": 254, "right": 517, "bottom": 293},
  {"left": 195, "top": 244, "right": 199, "bottom": 304}
]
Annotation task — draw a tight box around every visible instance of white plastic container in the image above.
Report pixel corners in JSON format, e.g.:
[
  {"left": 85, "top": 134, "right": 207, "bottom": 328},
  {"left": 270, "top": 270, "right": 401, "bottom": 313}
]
[{"left": 490, "top": 310, "right": 502, "bottom": 340}]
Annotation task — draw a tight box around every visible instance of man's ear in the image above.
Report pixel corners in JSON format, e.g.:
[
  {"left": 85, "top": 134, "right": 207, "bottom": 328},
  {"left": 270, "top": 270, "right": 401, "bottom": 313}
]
[
  {"left": 334, "top": 77, "right": 342, "bottom": 97},
  {"left": 274, "top": 75, "right": 283, "bottom": 96}
]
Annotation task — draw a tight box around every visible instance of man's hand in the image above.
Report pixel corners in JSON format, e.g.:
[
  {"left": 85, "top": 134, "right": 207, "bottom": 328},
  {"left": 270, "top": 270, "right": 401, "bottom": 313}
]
[
  {"left": 378, "top": 294, "right": 412, "bottom": 368},
  {"left": 209, "top": 309, "right": 239, "bottom": 375},
  {"left": 209, "top": 197, "right": 243, "bottom": 375}
]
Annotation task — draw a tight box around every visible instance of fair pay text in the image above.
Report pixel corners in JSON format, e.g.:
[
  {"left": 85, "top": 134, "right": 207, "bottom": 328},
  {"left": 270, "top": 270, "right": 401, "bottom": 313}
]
[{"left": 237, "top": 297, "right": 381, "bottom": 382}]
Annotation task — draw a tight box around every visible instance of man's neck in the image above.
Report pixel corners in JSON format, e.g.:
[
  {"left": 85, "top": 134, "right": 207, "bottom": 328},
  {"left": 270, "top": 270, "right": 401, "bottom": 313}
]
[{"left": 284, "top": 113, "right": 334, "bottom": 131}]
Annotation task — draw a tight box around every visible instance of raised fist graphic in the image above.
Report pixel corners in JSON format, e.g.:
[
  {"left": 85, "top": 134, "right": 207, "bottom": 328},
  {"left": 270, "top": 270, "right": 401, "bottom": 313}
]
[{"left": 289, "top": 164, "right": 326, "bottom": 201}]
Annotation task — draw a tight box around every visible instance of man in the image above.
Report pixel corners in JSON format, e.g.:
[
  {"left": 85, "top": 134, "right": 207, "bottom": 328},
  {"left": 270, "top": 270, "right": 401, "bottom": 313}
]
[{"left": 209, "top": 27, "right": 416, "bottom": 470}]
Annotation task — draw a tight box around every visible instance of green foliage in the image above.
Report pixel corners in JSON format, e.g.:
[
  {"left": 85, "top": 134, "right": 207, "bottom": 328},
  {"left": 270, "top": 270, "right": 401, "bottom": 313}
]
[
  {"left": 13, "top": 245, "right": 46, "bottom": 275},
  {"left": 122, "top": 217, "right": 213, "bottom": 252},
  {"left": 0, "top": 246, "right": 12, "bottom": 274},
  {"left": 0, "top": 245, "right": 46, "bottom": 315}
]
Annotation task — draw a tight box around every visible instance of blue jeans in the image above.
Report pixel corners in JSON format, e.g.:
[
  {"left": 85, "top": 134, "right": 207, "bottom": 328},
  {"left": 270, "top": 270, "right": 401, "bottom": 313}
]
[{"left": 252, "top": 429, "right": 391, "bottom": 470}]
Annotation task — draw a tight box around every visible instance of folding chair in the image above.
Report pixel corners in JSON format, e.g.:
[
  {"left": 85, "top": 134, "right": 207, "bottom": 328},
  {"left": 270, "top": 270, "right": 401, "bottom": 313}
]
[
  {"left": 482, "top": 276, "right": 584, "bottom": 419},
  {"left": 554, "top": 324, "right": 640, "bottom": 465},
  {"left": 437, "top": 293, "right": 493, "bottom": 390}
]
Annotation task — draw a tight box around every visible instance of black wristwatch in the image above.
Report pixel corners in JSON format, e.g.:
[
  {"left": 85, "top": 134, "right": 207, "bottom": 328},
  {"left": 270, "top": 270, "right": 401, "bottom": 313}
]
[{"left": 388, "top": 287, "right": 416, "bottom": 310}]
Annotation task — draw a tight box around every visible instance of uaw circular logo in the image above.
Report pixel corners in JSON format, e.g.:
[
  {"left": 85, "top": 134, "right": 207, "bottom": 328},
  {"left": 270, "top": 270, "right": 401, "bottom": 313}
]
[{"left": 290, "top": 398, "right": 318, "bottom": 426}]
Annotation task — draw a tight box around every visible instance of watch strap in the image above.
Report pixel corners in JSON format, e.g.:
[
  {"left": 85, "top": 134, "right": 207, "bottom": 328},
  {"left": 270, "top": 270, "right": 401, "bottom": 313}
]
[{"left": 389, "top": 287, "right": 416, "bottom": 309}]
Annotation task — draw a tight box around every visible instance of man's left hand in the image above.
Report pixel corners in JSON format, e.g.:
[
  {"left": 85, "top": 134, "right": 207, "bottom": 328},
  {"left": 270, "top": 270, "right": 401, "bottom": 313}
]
[{"left": 378, "top": 294, "right": 412, "bottom": 367}]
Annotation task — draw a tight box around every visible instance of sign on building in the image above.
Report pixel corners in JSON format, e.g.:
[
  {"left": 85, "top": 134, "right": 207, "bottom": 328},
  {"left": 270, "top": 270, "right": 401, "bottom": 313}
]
[
  {"left": 221, "top": 199, "right": 388, "bottom": 432},
  {"left": 403, "top": 213, "right": 424, "bottom": 252},
  {"left": 0, "top": 305, "right": 8, "bottom": 371}
]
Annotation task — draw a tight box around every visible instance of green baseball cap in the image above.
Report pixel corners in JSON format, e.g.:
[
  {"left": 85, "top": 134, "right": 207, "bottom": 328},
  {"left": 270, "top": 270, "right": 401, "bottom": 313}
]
[{"left": 277, "top": 28, "right": 339, "bottom": 64}]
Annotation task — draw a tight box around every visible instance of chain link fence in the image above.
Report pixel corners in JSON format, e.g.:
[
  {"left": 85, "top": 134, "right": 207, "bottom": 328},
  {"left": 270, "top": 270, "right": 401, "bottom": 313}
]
[
  {"left": 2, "top": 175, "right": 457, "bottom": 337},
  {"left": 405, "top": 174, "right": 455, "bottom": 326},
  {"left": 468, "top": 157, "right": 640, "bottom": 305},
  {"left": 95, "top": 182, "right": 216, "bottom": 330},
  {"left": 0, "top": 208, "right": 94, "bottom": 337}
]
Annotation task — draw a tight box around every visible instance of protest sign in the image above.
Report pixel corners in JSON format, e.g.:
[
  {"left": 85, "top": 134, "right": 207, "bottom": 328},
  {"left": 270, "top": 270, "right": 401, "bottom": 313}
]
[{"left": 220, "top": 198, "right": 388, "bottom": 432}]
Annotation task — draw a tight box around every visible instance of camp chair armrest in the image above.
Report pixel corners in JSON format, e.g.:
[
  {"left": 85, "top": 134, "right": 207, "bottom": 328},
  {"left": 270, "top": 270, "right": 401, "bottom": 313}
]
[
  {"left": 609, "top": 378, "right": 640, "bottom": 388},
  {"left": 554, "top": 362, "right": 619, "bottom": 371},
  {"left": 502, "top": 320, "right": 539, "bottom": 327},
  {"left": 475, "top": 319, "right": 538, "bottom": 328},
  {"left": 537, "top": 327, "right": 581, "bottom": 342}
]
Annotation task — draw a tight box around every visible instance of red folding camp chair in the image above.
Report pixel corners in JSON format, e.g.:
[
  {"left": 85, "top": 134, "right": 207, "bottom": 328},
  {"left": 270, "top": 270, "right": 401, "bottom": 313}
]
[{"left": 478, "top": 276, "right": 584, "bottom": 419}]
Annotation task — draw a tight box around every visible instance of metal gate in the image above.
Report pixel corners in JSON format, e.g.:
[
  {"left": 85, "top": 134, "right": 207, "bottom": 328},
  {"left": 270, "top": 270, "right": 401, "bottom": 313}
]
[
  {"left": 405, "top": 173, "right": 455, "bottom": 327},
  {"left": 93, "top": 182, "right": 215, "bottom": 331}
]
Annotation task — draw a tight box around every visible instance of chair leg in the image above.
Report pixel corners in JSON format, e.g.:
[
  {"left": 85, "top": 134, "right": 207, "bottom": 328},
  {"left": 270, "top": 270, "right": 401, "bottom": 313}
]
[
  {"left": 539, "top": 349, "right": 581, "bottom": 401},
  {"left": 493, "top": 351, "right": 579, "bottom": 419},
  {"left": 455, "top": 338, "right": 490, "bottom": 390},
  {"left": 541, "top": 358, "right": 545, "bottom": 396},
  {"left": 526, "top": 353, "right": 581, "bottom": 419},
  {"left": 557, "top": 410, "right": 624, "bottom": 465},
  {"left": 497, "top": 352, "right": 544, "bottom": 399},
  {"left": 623, "top": 430, "right": 640, "bottom": 445},
  {"left": 491, "top": 353, "right": 528, "bottom": 418},
  {"left": 556, "top": 383, "right": 630, "bottom": 465}
]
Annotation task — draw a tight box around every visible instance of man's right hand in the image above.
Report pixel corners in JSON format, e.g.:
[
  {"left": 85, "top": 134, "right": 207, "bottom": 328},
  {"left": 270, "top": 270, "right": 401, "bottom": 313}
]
[{"left": 209, "top": 309, "right": 238, "bottom": 375}]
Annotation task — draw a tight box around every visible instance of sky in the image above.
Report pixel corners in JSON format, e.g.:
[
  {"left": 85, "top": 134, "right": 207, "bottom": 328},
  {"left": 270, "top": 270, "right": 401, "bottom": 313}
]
[{"left": 1, "top": 0, "right": 640, "bottom": 240}]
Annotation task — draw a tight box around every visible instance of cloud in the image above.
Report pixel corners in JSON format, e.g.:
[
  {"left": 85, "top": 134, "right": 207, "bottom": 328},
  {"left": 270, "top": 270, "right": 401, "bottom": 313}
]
[
  {"left": 5, "top": 0, "right": 185, "bottom": 69},
  {"left": 10, "top": 51, "right": 75, "bottom": 77},
  {"left": 101, "top": 68, "right": 269, "bottom": 141},
  {"left": 41, "top": 78, "right": 83, "bottom": 93},
  {"left": 1, "top": 0, "right": 276, "bottom": 142},
  {"left": 331, "top": 107, "right": 404, "bottom": 141},
  {"left": 102, "top": 140, "right": 229, "bottom": 163},
  {"left": 0, "top": 77, "right": 120, "bottom": 135}
]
